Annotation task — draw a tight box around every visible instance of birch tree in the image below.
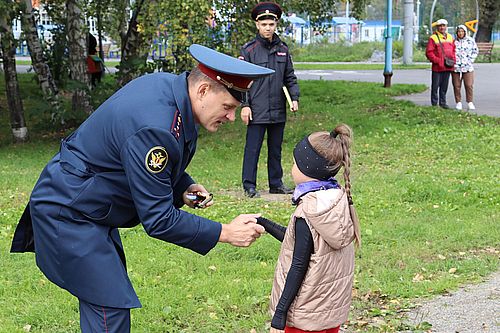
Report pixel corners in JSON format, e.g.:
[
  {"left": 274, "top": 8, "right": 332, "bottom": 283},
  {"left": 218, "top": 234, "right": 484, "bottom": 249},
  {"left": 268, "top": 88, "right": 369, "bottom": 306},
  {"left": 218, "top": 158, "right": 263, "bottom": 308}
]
[
  {"left": 21, "top": 0, "right": 64, "bottom": 122},
  {"left": 66, "top": 0, "right": 93, "bottom": 114},
  {"left": 0, "top": 6, "right": 28, "bottom": 143}
]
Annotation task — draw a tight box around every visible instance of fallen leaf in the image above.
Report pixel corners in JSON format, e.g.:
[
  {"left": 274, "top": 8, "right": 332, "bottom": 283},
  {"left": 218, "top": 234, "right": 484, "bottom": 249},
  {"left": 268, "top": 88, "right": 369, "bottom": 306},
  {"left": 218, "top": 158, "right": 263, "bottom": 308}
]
[
  {"left": 437, "top": 254, "right": 446, "bottom": 260},
  {"left": 413, "top": 273, "right": 424, "bottom": 282},
  {"left": 448, "top": 267, "right": 457, "bottom": 274}
]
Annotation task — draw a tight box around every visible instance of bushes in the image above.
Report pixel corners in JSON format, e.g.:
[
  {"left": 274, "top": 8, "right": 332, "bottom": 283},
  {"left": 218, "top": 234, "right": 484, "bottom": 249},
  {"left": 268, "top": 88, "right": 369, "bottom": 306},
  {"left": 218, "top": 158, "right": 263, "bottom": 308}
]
[{"left": 291, "top": 40, "right": 430, "bottom": 62}]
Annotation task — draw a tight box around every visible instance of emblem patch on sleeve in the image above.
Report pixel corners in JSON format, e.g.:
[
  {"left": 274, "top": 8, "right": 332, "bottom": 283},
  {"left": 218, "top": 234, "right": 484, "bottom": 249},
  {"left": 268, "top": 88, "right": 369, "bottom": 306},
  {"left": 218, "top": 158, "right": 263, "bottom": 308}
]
[{"left": 145, "top": 146, "right": 168, "bottom": 173}]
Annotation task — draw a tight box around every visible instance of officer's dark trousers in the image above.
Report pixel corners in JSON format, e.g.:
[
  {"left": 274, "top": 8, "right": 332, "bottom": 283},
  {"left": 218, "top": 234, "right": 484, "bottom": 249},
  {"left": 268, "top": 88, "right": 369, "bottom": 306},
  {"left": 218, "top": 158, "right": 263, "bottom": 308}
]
[
  {"left": 242, "top": 123, "right": 285, "bottom": 190},
  {"left": 431, "top": 71, "right": 451, "bottom": 106},
  {"left": 79, "top": 299, "right": 131, "bottom": 333}
]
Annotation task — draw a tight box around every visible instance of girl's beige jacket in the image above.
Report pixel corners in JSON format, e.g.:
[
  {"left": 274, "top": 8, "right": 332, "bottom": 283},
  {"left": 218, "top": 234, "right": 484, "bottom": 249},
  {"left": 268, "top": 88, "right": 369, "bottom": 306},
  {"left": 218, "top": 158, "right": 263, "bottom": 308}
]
[{"left": 270, "top": 188, "right": 356, "bottom": 331}]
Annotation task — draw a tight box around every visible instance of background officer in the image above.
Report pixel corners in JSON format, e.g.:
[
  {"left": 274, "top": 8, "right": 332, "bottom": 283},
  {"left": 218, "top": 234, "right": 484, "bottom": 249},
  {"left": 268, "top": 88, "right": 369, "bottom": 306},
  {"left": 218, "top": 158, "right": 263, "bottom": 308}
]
[
  {"left": 11, "top": 44, "right": 273, "bottom": 333},
  {"left": 239, "top": 1, "right": 300, "bottom": 198}
]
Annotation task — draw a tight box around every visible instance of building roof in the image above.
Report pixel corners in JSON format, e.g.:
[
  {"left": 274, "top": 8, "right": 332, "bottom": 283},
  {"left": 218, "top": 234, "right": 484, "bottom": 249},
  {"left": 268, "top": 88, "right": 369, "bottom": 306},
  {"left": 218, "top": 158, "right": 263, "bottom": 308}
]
[
  {"left": 330, "top": 17, "right": 364, "bottom": 25},
  {"left": 282, "top": 15, "right": 307, "bottom": 25},
  {"left": 363, "top": 20, "right": 402, "bottom": 27}
]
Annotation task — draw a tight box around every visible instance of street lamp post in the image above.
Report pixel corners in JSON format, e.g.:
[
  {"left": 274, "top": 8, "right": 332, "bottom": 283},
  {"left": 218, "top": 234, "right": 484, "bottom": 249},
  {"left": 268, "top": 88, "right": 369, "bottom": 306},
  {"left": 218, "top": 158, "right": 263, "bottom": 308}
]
[{"left": 383, "top": 0, "right": 393, "bottom": 87}]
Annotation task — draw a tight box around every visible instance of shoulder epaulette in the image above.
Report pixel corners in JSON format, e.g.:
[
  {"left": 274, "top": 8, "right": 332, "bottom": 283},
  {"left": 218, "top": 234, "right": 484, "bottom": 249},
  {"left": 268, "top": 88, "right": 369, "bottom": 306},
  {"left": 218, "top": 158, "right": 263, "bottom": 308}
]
[
  {"left": 170, "top": 110, "right": 182, "bottom": 140},
  {"left": 242, "top": 39, "right": 257, "bottom": 49}
]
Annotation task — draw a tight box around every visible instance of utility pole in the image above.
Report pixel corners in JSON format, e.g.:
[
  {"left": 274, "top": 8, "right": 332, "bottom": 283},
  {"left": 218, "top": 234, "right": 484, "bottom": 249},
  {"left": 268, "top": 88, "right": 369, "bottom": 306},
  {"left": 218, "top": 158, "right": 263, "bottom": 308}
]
[
  {"left": 403, "top": 0, "right": 414, "bottom": 64},
  {"left": 416, "top": 0, "right": 421, "bottom": 43},
  {"left": 383, "top": 0, "right": 393, "bottom": 87}
]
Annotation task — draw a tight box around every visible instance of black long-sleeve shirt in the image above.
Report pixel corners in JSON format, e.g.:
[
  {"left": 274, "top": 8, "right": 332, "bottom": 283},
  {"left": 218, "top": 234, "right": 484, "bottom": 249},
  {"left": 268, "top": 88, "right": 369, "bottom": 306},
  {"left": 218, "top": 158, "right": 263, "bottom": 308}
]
[{"left": 257, "top": 217, "right": 314, "bottom": 330}]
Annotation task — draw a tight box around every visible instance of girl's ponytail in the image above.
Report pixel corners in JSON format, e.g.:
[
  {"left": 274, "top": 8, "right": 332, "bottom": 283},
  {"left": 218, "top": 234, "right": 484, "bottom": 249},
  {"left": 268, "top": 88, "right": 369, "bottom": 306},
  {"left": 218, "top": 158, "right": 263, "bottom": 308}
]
[
  {"left": 332, "top": 124, "right": 352, "bottom": 200},
  {"left": 332, "top": 124, "right": 361, "bottom": 247}
]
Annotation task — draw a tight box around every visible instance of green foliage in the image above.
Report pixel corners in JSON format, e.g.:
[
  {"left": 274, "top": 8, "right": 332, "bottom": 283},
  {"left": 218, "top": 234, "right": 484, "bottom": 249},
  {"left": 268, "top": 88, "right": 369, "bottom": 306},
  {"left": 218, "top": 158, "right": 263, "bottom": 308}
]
[
  {"left": 42, "top": 25, "right": 70, "bottom": 88},
  {"left": 291, "top": 41, "right": 390, "bottom": 61},
  {"left": 1, "top": 75, "right": 498, "bottom": 332},
  {"left": 147, "top": 1, "right": 215, "bottom": 73}
]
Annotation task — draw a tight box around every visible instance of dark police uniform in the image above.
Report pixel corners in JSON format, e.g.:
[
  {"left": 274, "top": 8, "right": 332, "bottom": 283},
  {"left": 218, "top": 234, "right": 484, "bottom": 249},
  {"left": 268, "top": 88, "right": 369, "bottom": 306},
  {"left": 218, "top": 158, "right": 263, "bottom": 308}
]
[
  {"left": 10, "top": 44, "right": 273, "bottom": 332},
  {"left": 240, "top": 2, "right": 300, "bottom": 193}
]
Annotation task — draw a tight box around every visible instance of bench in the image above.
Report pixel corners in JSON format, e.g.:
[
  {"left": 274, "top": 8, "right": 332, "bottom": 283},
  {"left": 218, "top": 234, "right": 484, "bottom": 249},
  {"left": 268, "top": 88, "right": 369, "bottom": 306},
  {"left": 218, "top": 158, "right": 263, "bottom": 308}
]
[{"left": 476, "top": 42, "right": 494, "bottom": 62}]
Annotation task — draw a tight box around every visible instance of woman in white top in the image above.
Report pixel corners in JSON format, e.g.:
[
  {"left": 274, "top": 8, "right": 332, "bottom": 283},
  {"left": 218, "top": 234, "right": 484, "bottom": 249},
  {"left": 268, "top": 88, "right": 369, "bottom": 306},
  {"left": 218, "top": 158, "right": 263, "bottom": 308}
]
[{"left": 452, "top": 25, "right": 478, "bottom": 110}]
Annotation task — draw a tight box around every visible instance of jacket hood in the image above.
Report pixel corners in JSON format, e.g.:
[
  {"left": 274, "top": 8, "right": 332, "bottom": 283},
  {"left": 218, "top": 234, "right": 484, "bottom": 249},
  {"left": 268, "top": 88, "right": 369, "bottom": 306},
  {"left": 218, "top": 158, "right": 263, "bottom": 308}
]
[
  {"left": 456, "top": 25, "right": 468, "bottom": 38},
  {"left": 300, "top": 188, "right": 353, "bottom": 249}
]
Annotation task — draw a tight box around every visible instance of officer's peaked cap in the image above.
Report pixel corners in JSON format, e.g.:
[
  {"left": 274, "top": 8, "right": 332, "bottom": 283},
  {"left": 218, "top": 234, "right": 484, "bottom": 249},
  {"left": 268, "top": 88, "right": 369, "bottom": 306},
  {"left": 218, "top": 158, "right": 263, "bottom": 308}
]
[
  {"left": 189, "top": 44, "right": 274, "bottom": 103},
  {"left": 251, "top": 2, "right": 282, "bottom": 21}
]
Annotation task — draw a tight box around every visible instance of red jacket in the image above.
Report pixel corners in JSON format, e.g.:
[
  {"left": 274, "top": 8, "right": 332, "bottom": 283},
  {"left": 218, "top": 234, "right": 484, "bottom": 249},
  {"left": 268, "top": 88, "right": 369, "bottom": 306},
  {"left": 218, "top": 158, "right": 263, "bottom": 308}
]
[{"left": 426, "top": 32, "right": 456, "bottom": 72}]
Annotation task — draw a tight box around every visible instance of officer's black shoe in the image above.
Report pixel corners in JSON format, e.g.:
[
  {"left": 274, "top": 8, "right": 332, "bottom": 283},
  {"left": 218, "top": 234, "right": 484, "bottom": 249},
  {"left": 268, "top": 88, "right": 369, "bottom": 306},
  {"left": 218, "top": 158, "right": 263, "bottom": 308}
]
[
  {"left": 269, "top": 185, "right": 294, "bottom": 194},
  {"left": 244, "top": 188, "right": 260, "bottom": 198},
  {"left": 440, "top": 104, "right": 450, "bottom": 109}
]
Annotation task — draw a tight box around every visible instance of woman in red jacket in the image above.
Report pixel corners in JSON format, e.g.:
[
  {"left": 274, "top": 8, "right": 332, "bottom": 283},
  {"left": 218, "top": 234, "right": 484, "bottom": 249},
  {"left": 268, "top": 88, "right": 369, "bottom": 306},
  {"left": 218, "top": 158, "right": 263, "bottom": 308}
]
[{"left": 426, "top": 19, "right": 456, "bottom": 109}]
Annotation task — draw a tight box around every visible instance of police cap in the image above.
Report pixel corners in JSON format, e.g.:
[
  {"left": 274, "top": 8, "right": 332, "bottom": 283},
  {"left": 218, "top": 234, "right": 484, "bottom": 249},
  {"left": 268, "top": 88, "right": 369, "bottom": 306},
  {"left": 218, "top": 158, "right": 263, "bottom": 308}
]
[
  {"left": 189, "top": 44, "right": 274, "bottom": 103},
  {"left": 251, "top": 2, "right": 282, "bottom": 21}
]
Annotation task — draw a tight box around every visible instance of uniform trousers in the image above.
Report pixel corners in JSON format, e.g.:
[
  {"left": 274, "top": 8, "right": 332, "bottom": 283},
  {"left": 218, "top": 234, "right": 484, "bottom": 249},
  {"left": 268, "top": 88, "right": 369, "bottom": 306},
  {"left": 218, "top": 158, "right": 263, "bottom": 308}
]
[
  {"left": 242, "top": 122, "right": 286, "bottom": 190},
  {"left": 79, "top": 299, "right": 131, "bottom": 333},
  {"left": 431, "top": 71, "right": 451, "bottom": 106},
  {"left": 451, "top": 71, "right": 474, "bottom": 103}
]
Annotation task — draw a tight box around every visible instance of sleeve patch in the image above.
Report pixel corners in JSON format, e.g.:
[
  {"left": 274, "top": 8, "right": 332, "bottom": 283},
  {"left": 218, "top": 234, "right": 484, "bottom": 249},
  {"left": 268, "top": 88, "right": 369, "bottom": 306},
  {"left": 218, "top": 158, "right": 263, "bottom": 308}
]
[{"left": 145, "top": 146, "right": 168, "bottom": 173}]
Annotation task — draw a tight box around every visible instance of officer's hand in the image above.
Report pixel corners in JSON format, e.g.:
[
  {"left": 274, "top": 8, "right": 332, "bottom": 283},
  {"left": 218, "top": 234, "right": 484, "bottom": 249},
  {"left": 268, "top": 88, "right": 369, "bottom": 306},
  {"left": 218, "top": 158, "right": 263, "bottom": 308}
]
[
  {"left": 183, "top": 184, "right": 213, "bottom": 209},
  {"left": 270, "top": 328, "right": 284, "bottom": 333},
  {"left": 219, "top": 214, "right": 265, "bottom": 247},
  {"left": 291, "top": 100, "right": 299, "bottom": 112},
  {"left": 240, "top": 107, "right": 252, "bottom": 125}
]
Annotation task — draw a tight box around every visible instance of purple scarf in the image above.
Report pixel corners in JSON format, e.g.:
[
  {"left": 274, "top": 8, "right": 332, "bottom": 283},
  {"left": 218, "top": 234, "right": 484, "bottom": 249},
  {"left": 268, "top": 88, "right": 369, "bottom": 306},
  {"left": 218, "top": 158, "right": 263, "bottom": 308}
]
[{"left": 292, "top": 178, "right": 340, "bottom": 205}]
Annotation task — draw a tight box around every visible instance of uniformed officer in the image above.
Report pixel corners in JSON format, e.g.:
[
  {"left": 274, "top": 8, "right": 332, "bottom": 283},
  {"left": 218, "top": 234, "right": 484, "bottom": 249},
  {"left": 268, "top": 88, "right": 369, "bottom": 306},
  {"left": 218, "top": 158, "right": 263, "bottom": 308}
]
[
  {"left": 239, "top": 1, "right": 300, "bottom": 198},
  {"left": 10, "top": 44, "right": 273, "bottom": 332}
]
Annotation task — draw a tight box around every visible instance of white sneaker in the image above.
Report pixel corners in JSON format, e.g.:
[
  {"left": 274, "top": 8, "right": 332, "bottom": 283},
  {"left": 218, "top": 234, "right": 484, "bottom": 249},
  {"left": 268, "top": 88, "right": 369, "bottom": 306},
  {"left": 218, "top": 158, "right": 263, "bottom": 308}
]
[
  {"left": 468, "top": 102, "right": 476, "bottom": 110},
  {"left": 455, "top": 102, "right": 462, "bottom": 110}
]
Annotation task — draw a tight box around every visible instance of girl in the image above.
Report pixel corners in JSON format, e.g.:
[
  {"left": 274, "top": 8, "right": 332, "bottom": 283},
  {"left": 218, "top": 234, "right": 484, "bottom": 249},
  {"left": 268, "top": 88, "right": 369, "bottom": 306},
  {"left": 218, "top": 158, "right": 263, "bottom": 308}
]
[
  {"left": 258, "top": 124, "right": 361, "bottom": 333},
  {"left": 452, "top": 24, "right": 478, "bottom": 111}
]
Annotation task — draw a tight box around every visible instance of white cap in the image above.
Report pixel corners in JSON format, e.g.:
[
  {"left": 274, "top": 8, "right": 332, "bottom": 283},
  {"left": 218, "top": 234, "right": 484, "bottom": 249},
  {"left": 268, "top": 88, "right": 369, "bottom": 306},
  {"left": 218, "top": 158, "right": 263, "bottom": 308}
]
[{"left": 436, "top": 19, "right": 448, "bottom": 26}]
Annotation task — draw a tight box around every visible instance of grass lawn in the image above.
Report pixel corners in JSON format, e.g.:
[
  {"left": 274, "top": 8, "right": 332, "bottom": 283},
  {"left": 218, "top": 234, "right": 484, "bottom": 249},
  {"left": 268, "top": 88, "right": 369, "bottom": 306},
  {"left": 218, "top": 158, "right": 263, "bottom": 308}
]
[
  {"left": 16, "top": 59, "right": 121, "bottom": 68},
  {"left": 0, "top": 74, "right": 498, "bottom": 332}
]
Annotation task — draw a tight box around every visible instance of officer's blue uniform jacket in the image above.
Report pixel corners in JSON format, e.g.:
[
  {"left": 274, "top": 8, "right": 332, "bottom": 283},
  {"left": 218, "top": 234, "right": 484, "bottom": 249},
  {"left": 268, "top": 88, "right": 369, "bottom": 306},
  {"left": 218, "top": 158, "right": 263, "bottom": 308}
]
[{"left": 13, "top": 72, "right": 222, "bottom": 308}]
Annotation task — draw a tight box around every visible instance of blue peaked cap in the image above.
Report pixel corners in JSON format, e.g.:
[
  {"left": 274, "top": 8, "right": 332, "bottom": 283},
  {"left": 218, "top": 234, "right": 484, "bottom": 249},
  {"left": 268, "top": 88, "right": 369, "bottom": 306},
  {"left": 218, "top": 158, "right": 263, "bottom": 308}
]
[{"left": 189, "top": 44, "right": 274, "bottom": 102}]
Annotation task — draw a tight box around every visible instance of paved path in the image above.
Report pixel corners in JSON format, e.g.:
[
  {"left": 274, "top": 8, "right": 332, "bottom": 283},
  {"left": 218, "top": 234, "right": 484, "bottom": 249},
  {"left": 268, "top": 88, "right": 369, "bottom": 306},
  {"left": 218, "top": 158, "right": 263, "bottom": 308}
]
[
  {"left": 295, "top": 63, "right": 500, "bottom": 117},
  {"left": 402, "top": 270, "right": 500, "bottom": 333},
  {"left": 16, "top": 62, "right": 499, "bottom": 117}
]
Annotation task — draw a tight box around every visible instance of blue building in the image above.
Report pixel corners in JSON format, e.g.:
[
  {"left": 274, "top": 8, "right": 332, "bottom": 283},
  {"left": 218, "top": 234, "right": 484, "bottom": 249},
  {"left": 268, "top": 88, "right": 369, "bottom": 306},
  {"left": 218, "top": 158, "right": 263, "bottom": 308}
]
[{"left": 361, "top": 20, "right": 402, "bottom": 42}]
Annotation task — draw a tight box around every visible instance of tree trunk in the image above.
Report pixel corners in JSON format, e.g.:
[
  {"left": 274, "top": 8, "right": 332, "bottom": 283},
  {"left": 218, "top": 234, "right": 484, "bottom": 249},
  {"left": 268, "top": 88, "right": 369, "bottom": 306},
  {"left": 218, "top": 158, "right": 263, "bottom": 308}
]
[
  {"left": 21, "top": 0, "right": 65, "bottom": 123},
  {"left": 96, "top": 1, "right": 104, "bottom": 62},
  {"left": 0, "top": 16, "right": 29, "bottom": 143},
  {"left": 66, "top": 0, "right": 93, "bottom": 115},
  {"left": 477, "top": 0, "right": 500, "bottom": 42},
  {"left": 118, "top": 1, "right": 130, "bottom": 51},
  {"left": 117, "top": 0, "right": 147, "bottom": 86}
]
